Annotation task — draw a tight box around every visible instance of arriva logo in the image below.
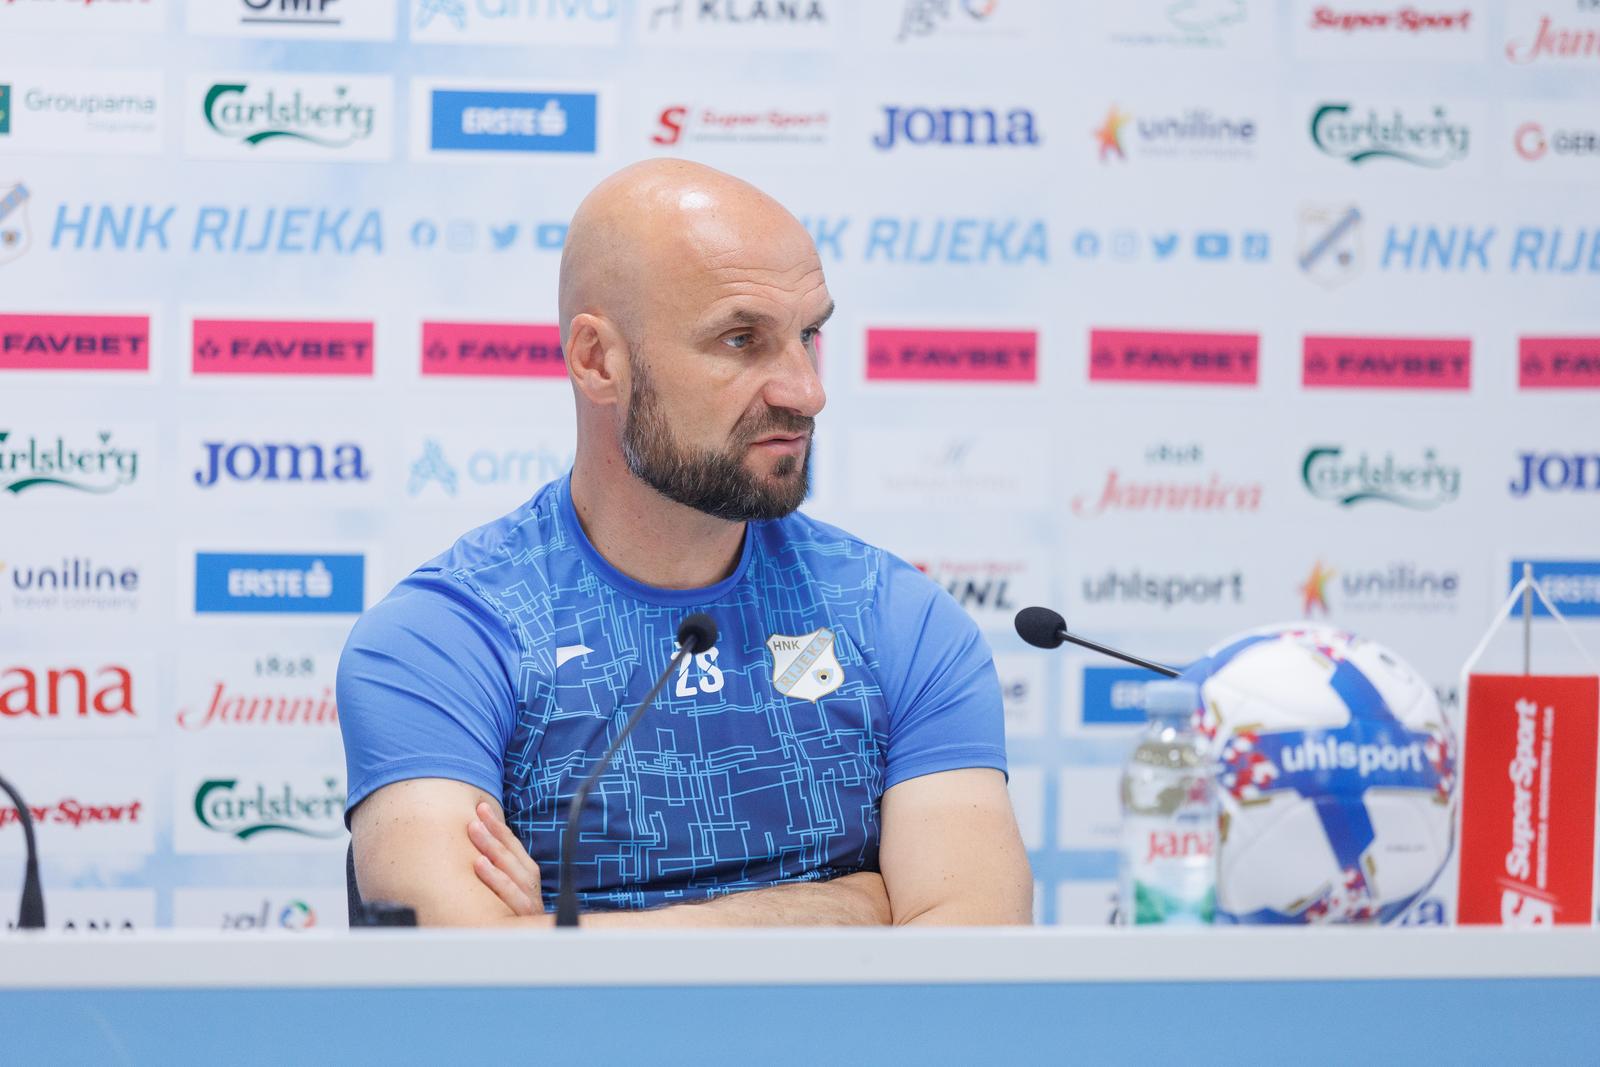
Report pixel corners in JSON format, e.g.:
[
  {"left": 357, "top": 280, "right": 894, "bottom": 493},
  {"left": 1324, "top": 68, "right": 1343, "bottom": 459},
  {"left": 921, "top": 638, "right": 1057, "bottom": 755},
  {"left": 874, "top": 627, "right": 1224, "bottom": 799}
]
[
  {"left": 407, "top": 438, "right": 573, "bottom": 497},
  {"left": 1301, "top": 445, "right": 1460, "bottom": 508},
  {"left": 194, "top": 441, "right": 370, "bottom": 488},
  {"left": 193, "top": 777, "right": 345, "bottom": 841},
  {"left": 413, "top": 0, "right": 620, "bottom": 44}
]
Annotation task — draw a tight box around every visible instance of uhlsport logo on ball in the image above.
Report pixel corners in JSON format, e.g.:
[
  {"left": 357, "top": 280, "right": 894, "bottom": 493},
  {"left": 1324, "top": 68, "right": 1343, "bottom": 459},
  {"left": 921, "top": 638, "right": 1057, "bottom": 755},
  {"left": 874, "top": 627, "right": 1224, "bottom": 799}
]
[{"left": 1184, "top": 624, "right": 1457, "bottom": 924}]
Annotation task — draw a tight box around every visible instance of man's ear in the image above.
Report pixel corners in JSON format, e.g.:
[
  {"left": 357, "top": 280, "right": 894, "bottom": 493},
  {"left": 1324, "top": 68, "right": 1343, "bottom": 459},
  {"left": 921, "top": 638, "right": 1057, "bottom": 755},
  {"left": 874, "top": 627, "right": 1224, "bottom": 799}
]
[{"left": 565, "top": 313, "right": 628, "bottom": 406}]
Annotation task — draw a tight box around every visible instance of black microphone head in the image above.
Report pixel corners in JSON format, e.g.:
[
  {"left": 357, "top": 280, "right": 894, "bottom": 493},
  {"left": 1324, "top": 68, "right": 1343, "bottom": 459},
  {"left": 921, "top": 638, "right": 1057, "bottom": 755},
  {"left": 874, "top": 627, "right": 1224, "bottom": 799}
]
[
  {"left": 677, "top": 613, "right": 718, "bottom": 654},
  {"left": 1015, "top": 606, "right": 1067, "bottom": 650}
]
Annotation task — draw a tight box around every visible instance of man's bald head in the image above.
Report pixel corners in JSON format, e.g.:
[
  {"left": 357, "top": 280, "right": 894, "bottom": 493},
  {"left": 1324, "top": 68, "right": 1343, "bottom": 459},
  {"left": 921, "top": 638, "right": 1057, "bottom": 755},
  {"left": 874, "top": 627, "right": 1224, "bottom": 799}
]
[{"left": 558, "top": 159, "right": 817, "bottom": 349}]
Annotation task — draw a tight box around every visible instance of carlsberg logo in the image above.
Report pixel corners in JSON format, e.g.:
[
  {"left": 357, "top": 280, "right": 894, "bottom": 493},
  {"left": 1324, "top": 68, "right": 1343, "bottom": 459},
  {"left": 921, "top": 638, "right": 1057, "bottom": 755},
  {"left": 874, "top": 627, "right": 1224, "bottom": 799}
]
[
  {"left": 204, "top": 82, "right": 376, "bottom": 149},
  {"left": 193, "top": 777, "right": 345, "bottom": 840},
  {"left": 1301, "top": 445, "right": 1460, "bottom": 509}
]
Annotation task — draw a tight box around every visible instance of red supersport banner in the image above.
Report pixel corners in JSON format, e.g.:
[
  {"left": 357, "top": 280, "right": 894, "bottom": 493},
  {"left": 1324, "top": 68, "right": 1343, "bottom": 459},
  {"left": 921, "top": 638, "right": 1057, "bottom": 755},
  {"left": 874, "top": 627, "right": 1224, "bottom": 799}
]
[{"left": 1457, "top": 674, "right": 1599, "bottom": 926}]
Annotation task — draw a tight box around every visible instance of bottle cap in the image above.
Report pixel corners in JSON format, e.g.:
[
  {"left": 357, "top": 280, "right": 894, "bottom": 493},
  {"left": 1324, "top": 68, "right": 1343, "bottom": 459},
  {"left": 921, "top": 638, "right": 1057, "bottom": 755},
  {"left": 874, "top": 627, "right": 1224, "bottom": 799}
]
[{"left": 1143, "top": 679, "right": 1199, "bottom": 720}]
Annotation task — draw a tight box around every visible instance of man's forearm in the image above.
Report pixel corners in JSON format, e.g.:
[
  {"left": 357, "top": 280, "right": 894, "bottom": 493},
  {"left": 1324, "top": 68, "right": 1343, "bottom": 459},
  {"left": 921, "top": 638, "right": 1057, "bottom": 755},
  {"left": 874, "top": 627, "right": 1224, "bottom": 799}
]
[{"left": 487, "top": 872, "right": 892, "bottom": 929}]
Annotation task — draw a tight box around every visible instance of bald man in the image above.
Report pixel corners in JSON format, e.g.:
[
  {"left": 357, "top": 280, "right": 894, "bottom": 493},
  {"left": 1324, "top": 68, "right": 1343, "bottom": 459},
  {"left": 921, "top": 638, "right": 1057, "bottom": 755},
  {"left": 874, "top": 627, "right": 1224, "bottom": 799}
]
[{"left": 338, "top": 160, "right": 1031, "bottom": 927}]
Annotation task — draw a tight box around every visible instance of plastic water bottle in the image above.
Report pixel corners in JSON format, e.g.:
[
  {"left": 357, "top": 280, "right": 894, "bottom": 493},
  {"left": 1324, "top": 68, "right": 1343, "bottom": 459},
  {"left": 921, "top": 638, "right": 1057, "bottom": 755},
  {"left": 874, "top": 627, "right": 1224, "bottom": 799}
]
[{"left": 1118, "top": 680, "right": 1218, "bottom": 925}]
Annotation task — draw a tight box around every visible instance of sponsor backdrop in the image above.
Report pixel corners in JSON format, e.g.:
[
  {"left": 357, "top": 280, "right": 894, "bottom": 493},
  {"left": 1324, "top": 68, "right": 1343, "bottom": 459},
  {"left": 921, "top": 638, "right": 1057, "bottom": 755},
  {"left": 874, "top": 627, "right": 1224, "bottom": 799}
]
[{"left": 1, "top": 0, "right": 1598, "bottom": 930}]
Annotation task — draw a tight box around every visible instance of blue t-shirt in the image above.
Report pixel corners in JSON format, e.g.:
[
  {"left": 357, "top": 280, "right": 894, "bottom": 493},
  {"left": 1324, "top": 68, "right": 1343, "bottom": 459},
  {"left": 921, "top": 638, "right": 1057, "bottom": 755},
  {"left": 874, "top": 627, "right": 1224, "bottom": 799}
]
[{"left": 337, "top": 474, "right": 1006, "bottom": 911}]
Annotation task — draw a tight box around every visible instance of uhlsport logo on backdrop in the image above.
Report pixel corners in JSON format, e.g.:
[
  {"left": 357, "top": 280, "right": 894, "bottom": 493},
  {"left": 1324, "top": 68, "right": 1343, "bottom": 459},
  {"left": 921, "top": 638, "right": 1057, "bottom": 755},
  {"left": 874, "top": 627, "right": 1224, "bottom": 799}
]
[
  {"left": 191, "top": 318, "right": 374, "bottom": 376},
  {"left": 190, "top": 775, "right": 345, "bottom": 842},
  {"left": 1302, "top": 335, "right": 1471, "bottom": 390},
  {"left": 1071, "top": 442, "right": 1262, "bottom": 518},
  {"left": 177, "top": 652, "right": 337, "bottom": 731},
  {"left": 1089, "top": 328, "right": 1259, "bottom": 385},
  {"left": 1, "top": 661, "right": 139, "bottom": 727},
  {"left": 1299, "top": 559, "right": 1461, "bottom": 617},
  {"left": 1508, "top": 450, "right": 1600, "bottom": 497},
  {"left": 194, "top": 552, "right": 365, "bottom": 615},
  {"left": 0, "top": 428, "right": 142, "bottom": 497},
  {"left": 0, "top": 313, "right": 150, "bottom": 373},
  {"left": 187, "top": 74, "right": 391, "bottom": 161},
  {"left": 1301, "top": 445, "right": 1461, "bottom": 508},
  {"left": 651, "top": 100, "right": 830, "bottom": 148},
  {"left": 1, "top": 557, "right": 142, "bottom": 616},
  {"left": 185, "top": 0, "right": 400, "bottom": 41},
  {"left": 193, "top": 440, "right": 370, "bottom": 488},
  {"left": 421, "top": 320, "right": 565, "bottom": 376},
  {"left": 1505, "top": 2, "right": 1600, "bottom": 64},
  {"left": 0, "top": 70, "right": 162, "bottom": 155},
  {"left": 407, "top": 431, "right": 576, "bottom": 501},
  {"left": 1070, "top": 226, "right": 1269, "bottom": 265},
  {"left": 1510, "top": 559, "right": 1600, "bottom": 618},
  {"left": 865, "top": 327, "right": 1037, "bottom": 382},
  {"left": 1081, "top": 568, "right": 1245, "bottom": 610},
  {"left": 1520, "top": 336, "right": 1600, "bottom": 388},
  {"left": 1094, "top": 104, "right": 1257, "bottom": 163},
  {"left": 1308, "top": 101, "right": 1470, "bottom": 167},
  {"left": 412, "top": 0, "right": 620, "bottom": 44},
  {"left": 873, "top": 105, "right": 1038, "bottom": 150},
  {"left": 427, "top": 89, "right": 598, "bottom": 155},
  {"left": 641, "top": 0, "right": 833, "bottom": 44}
]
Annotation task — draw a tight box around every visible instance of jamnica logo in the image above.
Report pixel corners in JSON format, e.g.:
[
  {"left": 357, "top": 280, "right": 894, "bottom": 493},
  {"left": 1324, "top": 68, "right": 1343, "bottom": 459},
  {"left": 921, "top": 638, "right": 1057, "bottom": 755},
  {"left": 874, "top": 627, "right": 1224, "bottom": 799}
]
[
  {"left": 1071, "top": 468, "right": 1262, "bottom": 517},
  {"left": 1506, "top": 6, "right": 1600, "bottom": 63},
  {"left": 178, "top": 680, "right": 338, "bottom": 731},
  {"left": 1142, "top": 828, "right": 1215, "bottom": 863},
  {"left": 0, "top": 663, "right": 134, "bottom": 719}
]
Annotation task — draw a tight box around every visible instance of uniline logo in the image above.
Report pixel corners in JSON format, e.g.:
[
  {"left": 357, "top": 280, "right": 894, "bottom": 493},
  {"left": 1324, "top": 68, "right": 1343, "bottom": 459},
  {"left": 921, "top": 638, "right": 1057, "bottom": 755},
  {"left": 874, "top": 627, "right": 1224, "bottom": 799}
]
[
  {"left": 0, "top": 314, "right": 150, "bottom": 372},
  {"left": 1094, "top": 105, "right": 1257, "bottom": 162},
  {"left": 1300, "top": 559, "right": 1461, "bottom": 616},
  {"left": 0, "top": 429, "right": 140, "bottom": 495}
]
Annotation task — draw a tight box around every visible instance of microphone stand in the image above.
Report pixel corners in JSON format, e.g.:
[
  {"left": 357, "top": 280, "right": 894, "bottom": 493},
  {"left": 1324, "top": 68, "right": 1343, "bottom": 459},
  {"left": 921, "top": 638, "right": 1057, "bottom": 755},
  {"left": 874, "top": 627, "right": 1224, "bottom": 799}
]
[{"left": 0, "top": 773, "right": 45, "bottom": 930}]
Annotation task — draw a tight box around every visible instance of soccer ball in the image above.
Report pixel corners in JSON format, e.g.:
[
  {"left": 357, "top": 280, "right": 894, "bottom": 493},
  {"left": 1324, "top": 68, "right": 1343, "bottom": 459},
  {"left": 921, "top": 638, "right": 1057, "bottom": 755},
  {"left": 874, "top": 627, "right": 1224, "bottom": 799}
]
[{"left": 1182, "top": 624, "right": 1457, "bottom": 924}]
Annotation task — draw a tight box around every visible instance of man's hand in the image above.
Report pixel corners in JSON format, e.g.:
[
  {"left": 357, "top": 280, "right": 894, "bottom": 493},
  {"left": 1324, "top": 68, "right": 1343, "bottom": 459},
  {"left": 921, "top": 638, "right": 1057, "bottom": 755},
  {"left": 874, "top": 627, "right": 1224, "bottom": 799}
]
[
  {"left": 465, "top": 800, "right": 893, "bottom": 926},
  {"left": 467, "top": 801, "right": 542, "bottom": 916}
]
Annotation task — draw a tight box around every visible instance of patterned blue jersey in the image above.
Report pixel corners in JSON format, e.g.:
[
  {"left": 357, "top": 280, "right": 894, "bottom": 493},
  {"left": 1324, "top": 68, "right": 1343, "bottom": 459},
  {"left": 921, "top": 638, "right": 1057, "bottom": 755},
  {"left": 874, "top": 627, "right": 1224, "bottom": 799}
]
[{"left": 338, "top": 474, "right": 1006, "bottom": 911}]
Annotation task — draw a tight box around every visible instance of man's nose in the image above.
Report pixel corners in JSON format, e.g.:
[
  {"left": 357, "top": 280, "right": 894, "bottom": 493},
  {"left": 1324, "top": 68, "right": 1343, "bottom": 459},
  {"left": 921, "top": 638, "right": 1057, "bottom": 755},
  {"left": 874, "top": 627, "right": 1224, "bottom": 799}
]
[{"left": 763, "top": 337, "right": 826, "bottom": 419}]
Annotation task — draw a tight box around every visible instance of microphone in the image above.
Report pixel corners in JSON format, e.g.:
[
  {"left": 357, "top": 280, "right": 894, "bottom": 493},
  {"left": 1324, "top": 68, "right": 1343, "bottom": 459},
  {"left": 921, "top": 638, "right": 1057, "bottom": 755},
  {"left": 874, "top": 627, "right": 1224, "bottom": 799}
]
[
  {"left": 0, "top": 773, "right": 45, "bottom": 930},
  {"left": 1014, "top": 605, "right": 1180, "bottom": 678},
  {"left": 555, "top": 613, "right": 718, "bottom": 928}
]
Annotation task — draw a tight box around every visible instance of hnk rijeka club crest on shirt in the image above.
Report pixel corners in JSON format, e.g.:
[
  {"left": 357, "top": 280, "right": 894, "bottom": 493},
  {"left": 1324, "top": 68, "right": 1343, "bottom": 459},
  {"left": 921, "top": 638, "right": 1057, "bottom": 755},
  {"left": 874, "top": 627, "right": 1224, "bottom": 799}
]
[{"left": 767, "top": 628, "right": 844, "bottom": 702}]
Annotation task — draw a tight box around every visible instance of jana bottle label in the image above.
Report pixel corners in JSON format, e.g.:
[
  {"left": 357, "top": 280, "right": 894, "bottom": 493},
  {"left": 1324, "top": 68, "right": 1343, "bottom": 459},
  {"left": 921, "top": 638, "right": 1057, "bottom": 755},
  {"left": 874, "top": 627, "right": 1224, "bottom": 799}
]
[{"left": 1124, "top": 816, "right": 1217, "bottom": 925}]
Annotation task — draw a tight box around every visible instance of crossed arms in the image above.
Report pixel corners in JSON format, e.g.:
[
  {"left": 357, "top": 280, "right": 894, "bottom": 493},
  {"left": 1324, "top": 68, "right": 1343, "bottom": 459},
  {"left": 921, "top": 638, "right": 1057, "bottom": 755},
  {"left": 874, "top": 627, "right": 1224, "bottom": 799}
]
[{"left": 351, "top": 767, "right": 1033, "bottom": 927}]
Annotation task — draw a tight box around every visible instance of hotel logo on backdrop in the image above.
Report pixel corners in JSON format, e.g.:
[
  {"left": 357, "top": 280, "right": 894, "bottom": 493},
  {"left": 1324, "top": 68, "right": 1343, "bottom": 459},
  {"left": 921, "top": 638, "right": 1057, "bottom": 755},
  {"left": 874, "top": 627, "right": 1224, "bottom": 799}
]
[
  {"left": 427, "top": 89, "right": 598, "bottom": 155},
  {"left": 0, "top": 314, "right": 150, "bottom": 373},
  {"left": 187, "top": 74, "right": 392, "bottom": 161},
  {"left": 1301, "top": 445, "right": 1461, "bottom": 509},
  {"left": 193, "top": 552, "right": 365, "bottom": 615},
  {"left": 865, "top": 328, "right": 1037, "bottom": 383},
  {"left": 191, "top": 318, "right": 374, "bottom": 376}
]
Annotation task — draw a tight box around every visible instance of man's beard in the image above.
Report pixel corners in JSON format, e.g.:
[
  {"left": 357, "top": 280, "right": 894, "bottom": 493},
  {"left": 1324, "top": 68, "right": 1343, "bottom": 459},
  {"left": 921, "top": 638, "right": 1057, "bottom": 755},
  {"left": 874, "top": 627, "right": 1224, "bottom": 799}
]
[{"left": 622, "top": 352, "right": 813, "bottom": 522}]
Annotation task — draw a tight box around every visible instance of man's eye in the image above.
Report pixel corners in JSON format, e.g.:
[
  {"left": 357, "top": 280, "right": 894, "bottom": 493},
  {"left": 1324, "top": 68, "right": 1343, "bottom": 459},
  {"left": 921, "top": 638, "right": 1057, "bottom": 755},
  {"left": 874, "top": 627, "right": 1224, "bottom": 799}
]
[
  {"left": 724, "top": 333, "right": 754, "bottom": 350},
  {"left": 801, "top": 327, "right": 820, "bottom": 345}
]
